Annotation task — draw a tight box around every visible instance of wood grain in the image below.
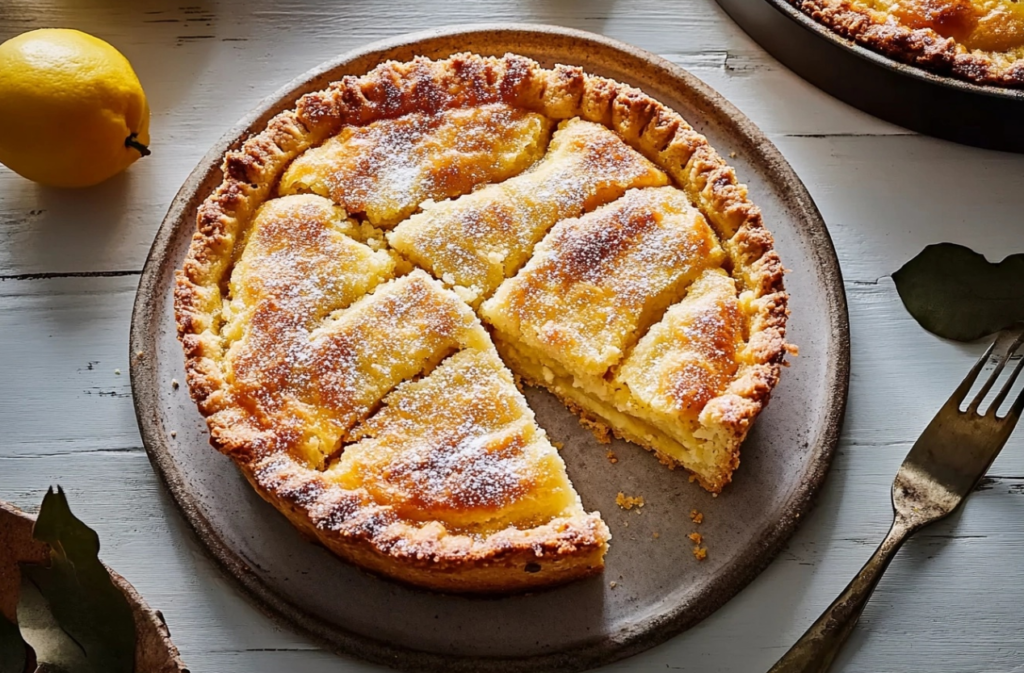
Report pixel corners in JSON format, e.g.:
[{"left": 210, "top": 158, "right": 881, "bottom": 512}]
[{"left": 1, "top": 1, "right": 1023, "bottom": 672}]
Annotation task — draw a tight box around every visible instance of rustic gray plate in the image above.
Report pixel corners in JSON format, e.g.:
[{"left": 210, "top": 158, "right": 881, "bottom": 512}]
[{"left": 130, "top": 24, "right": 849, "bottom": 673}]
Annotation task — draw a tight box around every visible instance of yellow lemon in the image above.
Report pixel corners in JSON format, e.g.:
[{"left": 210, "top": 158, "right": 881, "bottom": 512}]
[{"left": 0, "top": 29, "right": 150, "bottom": 188}]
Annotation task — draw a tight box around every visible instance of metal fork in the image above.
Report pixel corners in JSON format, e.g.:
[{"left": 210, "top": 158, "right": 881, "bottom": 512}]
[{"left": 769, "top": 326, "right": 1024, "bottom": 673}]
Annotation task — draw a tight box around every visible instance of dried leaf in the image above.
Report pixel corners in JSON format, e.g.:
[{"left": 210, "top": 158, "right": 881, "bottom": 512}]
[
  {"left": 22, "top": 488, "right": 136, "bottom": 673},
  {"left": 17, "top": 578, "right": 88, "bottom": 673},
  {"left": 0, "top": 612, "right": 33, "bottom": 673},
  {"left": 892, "top": 243, "right": 1024, "bottom": 342}
]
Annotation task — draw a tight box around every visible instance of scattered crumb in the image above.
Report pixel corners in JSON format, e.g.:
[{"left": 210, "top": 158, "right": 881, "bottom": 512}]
[
  {"left": 551, "top": 440, "right": 564, "bottom": 450},
  {"left": 688, "top": 474, "right": 697, "bottom": 483},
  {"left": 171, "top": 379, "right": 180, "bottom": 389},
  {"left": 712, "top": 493, "right": 718, "bottom": 498},
  {"left": 606, "top": 450, "right": 618, "bottom": 464},
  {"left": 729, "top": 151, "right": 737, "bottom": 158},
  {"left": 577, "top": 415, "right": 612, "bottom": 444},
  {"left": 688, "top": 532, "right": 703, "bottom": 545},
  {"left": 693, "top": 546, "right": 707, "bottom": 561},
  {"left": 170, "top": 431, "right": 177, "bottom": 438},
  {"left": 114, "top": 369, "right": 121, "bottom": 375},
  {"left": 609, "top": 581, "right": 617, "bottom": 589},
  {"left": 690, "top": 509, "right": 704, "bottom": 524},
  {"left": 616, "top": 492, "right": 644, "bottom": 511},
  {"left": 652, "top": 532, "right": 660, "bottom": 539},
  {"left": 136, "top": 350, "right": 144, "bottom": 358}
]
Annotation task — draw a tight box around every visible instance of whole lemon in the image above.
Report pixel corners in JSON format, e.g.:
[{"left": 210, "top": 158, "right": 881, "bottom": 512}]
[{"left": 0, "top": 29, "right": 150, "bottom": 188}]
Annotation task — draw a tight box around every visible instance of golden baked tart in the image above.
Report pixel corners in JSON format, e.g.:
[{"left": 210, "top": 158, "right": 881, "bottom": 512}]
[
  {"left": 175, "top": 52, "right": 789, "bottom": 593},
  {"left": 789, "top": 0, "right": 1024, "bottom": 87}
]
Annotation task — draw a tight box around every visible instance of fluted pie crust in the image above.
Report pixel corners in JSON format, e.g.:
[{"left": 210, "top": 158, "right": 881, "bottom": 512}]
[
  {"left": 788, "top": 0, "right": 1024, "bottom": 88},
  {"left": 175, "top": 52, "right": 789, "bottom": 593}
]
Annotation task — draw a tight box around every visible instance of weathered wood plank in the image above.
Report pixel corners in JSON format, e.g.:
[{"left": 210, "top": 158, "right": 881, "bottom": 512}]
[
  {"left": 0, "top": 275, "right": 141, "bottom": 454},
  {"left": 3, "top": 1, "right": 1024, "bottom": 671}
]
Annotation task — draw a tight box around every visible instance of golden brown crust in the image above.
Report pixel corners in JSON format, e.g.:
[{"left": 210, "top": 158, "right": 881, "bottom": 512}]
[
  {"left": 789, "top": 0, "right": 1024, "bottom": 88},
  {"left": 174, "top": 52, "right": 788, "bottom": 590},
  {"left": 246, "top": 453, "right": 607, "bottom": 592}
]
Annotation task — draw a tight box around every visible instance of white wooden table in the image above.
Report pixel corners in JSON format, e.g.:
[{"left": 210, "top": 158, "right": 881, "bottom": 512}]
[{"left": 2, "top": 1, "right": 1023, "bottom": 671}]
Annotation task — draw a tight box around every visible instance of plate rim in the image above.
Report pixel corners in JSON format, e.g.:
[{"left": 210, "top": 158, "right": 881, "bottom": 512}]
[{"left": 130, "top": 23, "right": 850, "bottom": 673}]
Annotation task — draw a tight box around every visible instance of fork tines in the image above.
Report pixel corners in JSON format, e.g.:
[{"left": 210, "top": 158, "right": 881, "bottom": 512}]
[{"left": 959, "top": 328, "right": 1024, "bottom": 419}]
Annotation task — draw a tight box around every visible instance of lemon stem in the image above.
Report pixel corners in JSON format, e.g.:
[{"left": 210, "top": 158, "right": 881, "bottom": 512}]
[{"left": 125, "top": 133, "right": 151, "bottom": 157}]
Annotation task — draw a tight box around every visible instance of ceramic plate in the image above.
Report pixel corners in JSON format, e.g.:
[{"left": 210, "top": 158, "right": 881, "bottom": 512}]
[{"left": 130, "top": 24, "right": 849, "bottom": 673}]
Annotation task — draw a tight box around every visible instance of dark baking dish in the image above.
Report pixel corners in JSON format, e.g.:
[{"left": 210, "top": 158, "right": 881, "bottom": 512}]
[{"left": 715, "top": 0, "right": 1023, "bottom": 153}]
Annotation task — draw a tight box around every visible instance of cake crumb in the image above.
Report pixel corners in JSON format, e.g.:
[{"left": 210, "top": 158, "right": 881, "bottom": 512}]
[
  {"left": 689, "top": 509, "right": 703, "bottom": 524},
  {"left": 616, "top": 492, "right": 644, "bottom": 511},
  {"left": 171, "top": 378, "right": 180, "bottom": 389},
  {"left": 114, "top": 369, "right": 121, "bottom": 375},
  {"left": 170, "top": 431, "right": 177, "bottom": 438},
  {"left": 577, "top": 415, "right": 612, "bottom": 443},
  {"left": 688, "top": 532, "right": 703, "bottom": 545},
  {"left": 652, "top": 532, "right": 660, "bottom": 539},
  {"left": 693, "top": 546, "right": 707, "bottom": 561},
  {"left": 729, "top": 151, "right": 737, "bottom": 158},
  {"left": 606, "top": 450, "right": 618, "bottom": 464},
  {"left": 551, "top": 440, "right": 563, "bottom": 450},
  {"left": 609, "top": 581, "right": 617, "bottom": 589},
  {"left": 136, "top": 350, "right": 145, "bottom": 358}
]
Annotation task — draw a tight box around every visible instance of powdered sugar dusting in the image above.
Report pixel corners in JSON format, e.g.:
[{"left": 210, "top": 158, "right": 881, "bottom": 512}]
[
  {"left": 281, "top": 102, "right": 550, "bottom": 226},
  {"left": 486, "top": 186, "right": 725, "bottom": 376},
  {"left": 389, "top": 117, "right": 668, "bottom": 299},
  {"left": 335, "top": 348, "right": 562, "bottom": 524},
  {"left": 618, "top": 268, "right": 744, "bottom": 416},
  {"left": 224, "top": 201, "right": 478, "bottom": 467}
]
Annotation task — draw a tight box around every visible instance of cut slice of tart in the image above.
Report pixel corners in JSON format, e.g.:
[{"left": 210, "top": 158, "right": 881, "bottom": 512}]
[
  {"left": 388, "top": 117, "right": 668, "bottom": 304},
  {"left": 612, "top": 267, "right": 750, "bottom": 490},
  {"left": 221, "top": 262, "right": 609, "bottom": 591},
  {"left": 481, "top": 187, "right": 749, "bottom": 492},
  {"left": 279, "top": 102, "right": 552, "bottom": 227}
]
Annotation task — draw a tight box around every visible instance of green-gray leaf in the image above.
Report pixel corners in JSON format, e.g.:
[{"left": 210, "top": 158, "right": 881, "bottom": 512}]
[
  {"left": 892, "top": 243, "right": 1024, "bottom": 342},
  {"left": 21, "top": 487, "right": 136, "bottom": 673},
  {"left": 16, "top": 577, "right": 88, "bottom": 673},
  {"left": 0, "top": 612, "right": 33, "bottom": 673}
]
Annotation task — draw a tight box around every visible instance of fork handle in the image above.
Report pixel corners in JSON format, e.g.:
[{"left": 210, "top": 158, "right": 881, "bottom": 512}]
[{"left": 767, "top": 520, "right": 912, "bottom": 673}]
